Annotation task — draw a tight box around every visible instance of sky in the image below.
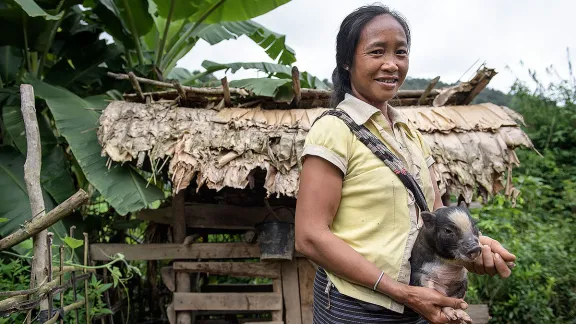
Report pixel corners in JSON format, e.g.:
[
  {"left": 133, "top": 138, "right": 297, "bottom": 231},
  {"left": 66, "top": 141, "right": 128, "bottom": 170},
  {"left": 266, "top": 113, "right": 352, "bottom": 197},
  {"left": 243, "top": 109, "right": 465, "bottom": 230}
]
[{"left": 177, "top": 0, "right": 576, "bottom": 93}]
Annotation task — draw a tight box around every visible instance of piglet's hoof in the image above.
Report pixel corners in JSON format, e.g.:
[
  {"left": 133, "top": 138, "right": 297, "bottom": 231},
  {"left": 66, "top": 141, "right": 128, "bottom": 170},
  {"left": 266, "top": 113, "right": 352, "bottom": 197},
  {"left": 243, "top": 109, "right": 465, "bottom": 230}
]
[
  {"left": 454, "top": 309, "right": 473, "bottom": 324},
  {"left": 441, "top": 307, "right": 459, "bottom": 321}
]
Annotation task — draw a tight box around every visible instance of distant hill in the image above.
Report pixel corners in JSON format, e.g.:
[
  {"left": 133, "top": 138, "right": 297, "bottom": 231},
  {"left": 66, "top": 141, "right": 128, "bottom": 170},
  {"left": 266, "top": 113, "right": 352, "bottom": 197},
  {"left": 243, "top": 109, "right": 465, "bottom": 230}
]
[{"left": 401, "top": 77, "right": 512, "bottom": 107}]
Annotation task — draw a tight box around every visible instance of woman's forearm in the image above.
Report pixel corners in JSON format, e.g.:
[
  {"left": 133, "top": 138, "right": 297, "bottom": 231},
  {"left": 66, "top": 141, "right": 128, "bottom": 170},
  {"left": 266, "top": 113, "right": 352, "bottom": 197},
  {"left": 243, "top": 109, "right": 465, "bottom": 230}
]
[{"left": 296, "top": 228, "right": 409, "bottom": 303}]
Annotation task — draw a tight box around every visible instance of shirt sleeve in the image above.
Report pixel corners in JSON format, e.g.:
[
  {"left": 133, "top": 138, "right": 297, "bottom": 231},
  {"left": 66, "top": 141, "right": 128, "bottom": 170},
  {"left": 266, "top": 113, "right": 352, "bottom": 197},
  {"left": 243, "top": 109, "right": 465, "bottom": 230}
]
[
  {"left": 301, "top": 115, "right": 351, "bottom": 175},
  {"left": 413, "top": 129, "right": 435, "bottom": 168}
]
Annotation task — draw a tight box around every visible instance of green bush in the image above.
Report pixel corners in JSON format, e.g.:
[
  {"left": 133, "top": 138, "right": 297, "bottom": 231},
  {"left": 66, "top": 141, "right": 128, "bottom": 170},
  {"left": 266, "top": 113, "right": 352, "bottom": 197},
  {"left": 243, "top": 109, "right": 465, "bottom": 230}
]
[{"left": 466, "top": 60, "right": 576, "bottom": 323}]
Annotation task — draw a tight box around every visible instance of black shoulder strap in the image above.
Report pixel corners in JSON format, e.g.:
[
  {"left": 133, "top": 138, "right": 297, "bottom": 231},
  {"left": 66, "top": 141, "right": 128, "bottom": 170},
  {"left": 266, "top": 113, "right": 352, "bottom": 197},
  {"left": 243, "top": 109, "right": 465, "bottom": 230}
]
[{"left": 313, "top": 109, "right": 429, "bottom": 212}]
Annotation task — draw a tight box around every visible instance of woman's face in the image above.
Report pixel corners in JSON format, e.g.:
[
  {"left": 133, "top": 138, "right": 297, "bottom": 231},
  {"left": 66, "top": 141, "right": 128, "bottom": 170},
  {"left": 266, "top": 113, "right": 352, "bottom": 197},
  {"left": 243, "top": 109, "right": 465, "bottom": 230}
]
[{"left": 349, "top": 14, "right": 409, "bottom": 110}]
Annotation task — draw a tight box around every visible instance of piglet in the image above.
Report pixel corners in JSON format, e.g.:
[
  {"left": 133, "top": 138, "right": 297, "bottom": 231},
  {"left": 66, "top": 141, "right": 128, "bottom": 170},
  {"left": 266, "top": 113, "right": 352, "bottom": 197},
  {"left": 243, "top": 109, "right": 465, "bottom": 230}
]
[{"left": 410, "top": 203, "right": 482, "bottom": 324}]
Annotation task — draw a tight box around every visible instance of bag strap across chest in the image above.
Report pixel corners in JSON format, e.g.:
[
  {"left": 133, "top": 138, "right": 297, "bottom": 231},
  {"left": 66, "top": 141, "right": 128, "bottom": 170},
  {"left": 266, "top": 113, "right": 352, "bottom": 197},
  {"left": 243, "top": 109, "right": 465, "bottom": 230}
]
[{"left": 313, "top": 109, "right": 430, "bottom": 212}]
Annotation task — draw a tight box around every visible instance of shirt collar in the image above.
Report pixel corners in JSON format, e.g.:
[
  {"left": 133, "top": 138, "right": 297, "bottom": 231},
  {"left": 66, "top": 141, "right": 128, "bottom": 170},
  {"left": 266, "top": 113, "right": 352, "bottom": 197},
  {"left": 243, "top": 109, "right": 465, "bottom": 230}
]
[{"left": 338, "top": 93, "right": 409, "bottom": 128}]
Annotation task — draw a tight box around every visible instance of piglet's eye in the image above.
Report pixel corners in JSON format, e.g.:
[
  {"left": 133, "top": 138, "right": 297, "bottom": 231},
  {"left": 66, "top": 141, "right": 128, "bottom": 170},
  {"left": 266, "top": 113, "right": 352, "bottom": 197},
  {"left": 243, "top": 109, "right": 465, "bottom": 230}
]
[{"left": 444, "top": 228, "right": 453, "bottom": 235}]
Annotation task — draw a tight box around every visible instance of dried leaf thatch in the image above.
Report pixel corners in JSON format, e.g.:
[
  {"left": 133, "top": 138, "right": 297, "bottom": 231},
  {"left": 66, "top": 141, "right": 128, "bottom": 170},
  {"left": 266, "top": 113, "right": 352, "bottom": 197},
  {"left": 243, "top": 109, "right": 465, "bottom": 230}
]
[{"left": 97, "top": 101, "right": 532, "bottom": 202}]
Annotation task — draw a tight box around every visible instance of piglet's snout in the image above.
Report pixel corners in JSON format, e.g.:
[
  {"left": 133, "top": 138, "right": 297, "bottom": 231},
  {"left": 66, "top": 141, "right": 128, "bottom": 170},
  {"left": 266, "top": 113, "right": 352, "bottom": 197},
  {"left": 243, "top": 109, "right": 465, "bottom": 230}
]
[{"left": 466, "top": 246, "right": 482, "bottom": 260}]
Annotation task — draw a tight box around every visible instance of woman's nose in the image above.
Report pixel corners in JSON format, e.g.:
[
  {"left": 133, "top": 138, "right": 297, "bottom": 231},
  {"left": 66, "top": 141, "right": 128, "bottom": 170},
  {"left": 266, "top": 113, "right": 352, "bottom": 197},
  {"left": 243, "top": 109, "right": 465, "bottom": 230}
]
[{"left": 380, "top": 60, "right": 398, "bottom": 73}]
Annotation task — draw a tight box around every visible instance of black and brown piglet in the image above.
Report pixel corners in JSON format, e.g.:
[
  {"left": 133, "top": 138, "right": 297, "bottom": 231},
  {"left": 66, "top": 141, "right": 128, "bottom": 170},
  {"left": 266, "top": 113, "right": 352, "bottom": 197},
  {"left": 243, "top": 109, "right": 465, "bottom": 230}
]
[{"left": 410, "top": 203, "right": 482, "bottom": 324}]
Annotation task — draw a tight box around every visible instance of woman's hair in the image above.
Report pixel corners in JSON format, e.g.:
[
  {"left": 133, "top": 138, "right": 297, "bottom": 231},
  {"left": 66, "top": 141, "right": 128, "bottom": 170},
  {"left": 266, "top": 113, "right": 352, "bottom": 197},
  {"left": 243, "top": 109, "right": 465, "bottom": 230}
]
[{"left": 331, "top": 4, "right": 411, "bottom": 107}]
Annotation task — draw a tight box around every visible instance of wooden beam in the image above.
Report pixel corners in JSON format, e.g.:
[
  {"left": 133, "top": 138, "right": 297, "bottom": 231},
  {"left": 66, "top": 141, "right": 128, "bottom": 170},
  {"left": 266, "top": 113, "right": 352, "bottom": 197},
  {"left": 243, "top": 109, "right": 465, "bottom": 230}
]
[
  {"left": 173, "top": 293, "right": 282, "bottom": 311},
  {"left": 0, "top": 190, "right": 88, "bottom": 251},
  {"left": 173, "top": 262, "right": 281, "bottom": 278},
  {"left": 418, "top": 76, "right": 440, "bottom": 106},
  {"left": 463, "top": 77, "right": 491, "bottom": 105},
  {"left": 196, "top": 321, "right": 282, "bottom": 324},
  {"left": 90, "top": 243, "right": 260, "bottom": 261},
  {"left": 137, "top": 203, "right": 294, "bottom": 230},
  {"left": 201, "top": 284, "right": 272, "bottom": 293},
  {"left": 281, "top": 261, "right": 302, "bottom": 324}
]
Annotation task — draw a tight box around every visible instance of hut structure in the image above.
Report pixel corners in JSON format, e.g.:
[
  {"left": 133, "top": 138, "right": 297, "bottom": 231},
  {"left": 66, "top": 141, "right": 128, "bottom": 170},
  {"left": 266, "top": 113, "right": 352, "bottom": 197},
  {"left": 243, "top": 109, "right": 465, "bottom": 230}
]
[{"left": 91, "top": 67, "right": 532, "bottom": 324}]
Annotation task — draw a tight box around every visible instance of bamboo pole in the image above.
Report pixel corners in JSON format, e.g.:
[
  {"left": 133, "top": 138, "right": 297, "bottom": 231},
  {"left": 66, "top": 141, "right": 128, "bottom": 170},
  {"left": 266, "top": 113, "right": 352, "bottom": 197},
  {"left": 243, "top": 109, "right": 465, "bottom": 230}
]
[
  {"left": 0, "top": 190, "right": 89, "bottom": 251},
  {"left": 20, "top": 84, "right": 50, "bottom": 315}
]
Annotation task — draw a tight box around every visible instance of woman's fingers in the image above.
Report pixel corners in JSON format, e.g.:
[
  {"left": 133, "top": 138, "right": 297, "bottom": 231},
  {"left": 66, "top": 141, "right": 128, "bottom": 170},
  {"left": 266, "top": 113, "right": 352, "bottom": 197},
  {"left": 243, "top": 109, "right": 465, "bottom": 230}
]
[
  {"left": 480, "top": 235, "right": 516, "bottom": 262},
  {"left": 481, "top": 245, "right": 497, "bottom": 276},
  {"left": 494, "top": 253, "right": 513, "bottom": 278}
]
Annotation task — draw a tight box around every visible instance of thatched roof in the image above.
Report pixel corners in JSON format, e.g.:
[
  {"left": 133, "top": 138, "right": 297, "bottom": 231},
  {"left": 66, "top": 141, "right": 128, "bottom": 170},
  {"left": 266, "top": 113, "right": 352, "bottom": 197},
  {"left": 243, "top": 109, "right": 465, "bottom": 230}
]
[{"left": 97, "top": 100, "right": 532, "bottom": 202}]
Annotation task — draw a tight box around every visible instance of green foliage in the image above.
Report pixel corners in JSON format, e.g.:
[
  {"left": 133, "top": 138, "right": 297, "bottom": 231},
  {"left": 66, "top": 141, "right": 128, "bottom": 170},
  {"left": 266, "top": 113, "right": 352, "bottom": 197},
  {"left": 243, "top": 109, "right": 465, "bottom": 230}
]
[{"left": 466, "top": 60, "right": 576, "bottom": 323}]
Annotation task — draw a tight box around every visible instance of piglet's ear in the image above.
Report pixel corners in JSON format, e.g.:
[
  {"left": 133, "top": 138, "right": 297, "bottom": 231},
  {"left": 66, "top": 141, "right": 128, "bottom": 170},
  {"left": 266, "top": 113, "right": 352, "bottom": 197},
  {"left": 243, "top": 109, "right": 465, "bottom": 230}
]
[{"left": 420, "top": 211, "right": 436, "bottom": 228}]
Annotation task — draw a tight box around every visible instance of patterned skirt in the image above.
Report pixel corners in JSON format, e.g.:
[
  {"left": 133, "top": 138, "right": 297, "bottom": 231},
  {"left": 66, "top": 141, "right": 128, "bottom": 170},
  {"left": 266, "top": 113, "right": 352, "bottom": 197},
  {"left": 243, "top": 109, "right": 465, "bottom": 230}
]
[{"left": 313, "top": 268, "right": 428, "bottom": 323}]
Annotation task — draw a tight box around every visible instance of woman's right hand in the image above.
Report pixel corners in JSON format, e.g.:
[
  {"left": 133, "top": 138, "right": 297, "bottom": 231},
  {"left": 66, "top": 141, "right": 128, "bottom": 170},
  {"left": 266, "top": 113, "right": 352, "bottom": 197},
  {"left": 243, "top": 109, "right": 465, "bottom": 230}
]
[{"left": 401, "top": 285, "right": 468, "bottom": 324}]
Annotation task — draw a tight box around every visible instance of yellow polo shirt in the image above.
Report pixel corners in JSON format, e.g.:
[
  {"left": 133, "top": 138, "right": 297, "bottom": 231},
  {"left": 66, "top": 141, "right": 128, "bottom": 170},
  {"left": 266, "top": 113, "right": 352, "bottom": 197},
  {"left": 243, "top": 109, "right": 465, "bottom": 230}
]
[{"left": 301, "top": 94, "right": 436, "bottom": 313}]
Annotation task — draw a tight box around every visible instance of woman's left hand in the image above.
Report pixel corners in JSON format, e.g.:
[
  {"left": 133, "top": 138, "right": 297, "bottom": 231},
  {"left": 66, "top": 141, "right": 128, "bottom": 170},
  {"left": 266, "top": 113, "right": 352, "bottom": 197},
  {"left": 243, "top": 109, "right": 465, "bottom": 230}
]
[{"left": 465, "top": 235, "right": 516, "bottom": 278}]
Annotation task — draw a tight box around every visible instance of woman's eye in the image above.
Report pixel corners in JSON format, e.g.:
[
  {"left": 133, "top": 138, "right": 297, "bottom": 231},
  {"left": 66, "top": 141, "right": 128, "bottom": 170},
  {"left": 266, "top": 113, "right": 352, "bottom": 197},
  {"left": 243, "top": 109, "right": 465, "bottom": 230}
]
[
  {"left": 370, "top": 49, "right": 384, "bottom": 55},
  {"left": 396, "top": 49, "right": 408, "bottom": 55}
]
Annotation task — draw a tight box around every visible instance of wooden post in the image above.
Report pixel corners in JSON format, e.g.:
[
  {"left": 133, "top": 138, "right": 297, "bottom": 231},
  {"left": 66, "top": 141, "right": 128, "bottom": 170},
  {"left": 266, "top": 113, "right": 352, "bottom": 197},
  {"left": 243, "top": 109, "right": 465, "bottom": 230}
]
[
  {"left": 418, "top": 76, "right": 440, "bottom": 106},
  {"left": 297, "top": 259, "right": 316, "bottom": 324},
  {"left": 173, "top": 80, "right": 188, "bottom": 103},
  {"left": 20, "top": 84, "right": 51, "bottom": 317},
  {"left": 291, "top": 66, "right": 301, "bottom": 108},
  {"left": 47, "top": 233, "right": 54, "bottom": 320},
  {"left": 221, "top": 77, "right": 231, "bottom": 107},
  {"left": 281, "top": 261, "right": 302, "bottom": 324},
  {"left": 173, "top": 191, "right": 192, "bottom": 324},
  {"left": 69, "top": 227, "right": 79, "bottom": 324},
  {"left": 83, "top": 233, "right": 89, "bottom": 324},
  {"left": 59, "top": 245, "right": 64, "bottom": 324},
  {"left": 128, "top": 71, "right": 145, "bottom": 101}
]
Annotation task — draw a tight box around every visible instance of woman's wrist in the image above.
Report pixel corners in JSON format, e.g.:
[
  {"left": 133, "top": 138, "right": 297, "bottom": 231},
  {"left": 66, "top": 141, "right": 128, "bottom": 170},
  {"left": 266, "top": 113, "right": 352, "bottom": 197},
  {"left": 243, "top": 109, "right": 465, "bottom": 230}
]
[{"left": 376, "top": 277, "right": 413, "bottom": 305}]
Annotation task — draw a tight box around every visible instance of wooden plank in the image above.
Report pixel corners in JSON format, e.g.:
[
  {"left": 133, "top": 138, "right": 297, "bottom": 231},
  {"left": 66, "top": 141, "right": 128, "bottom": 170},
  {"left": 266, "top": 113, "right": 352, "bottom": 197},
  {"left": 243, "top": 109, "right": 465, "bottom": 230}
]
[
  {"left": 202, "top": 284, "right": 272, "bottom": 293},
  {"left": 281, "top": 261, "right": 302, "bottom": 324},
  {"left": 418, "top": 76, "right": 440, "bottom": 105},
  {"left": 271, "top": 278, "right": 283, "bottom": 322},
  {"left": 174, "top": 262, "right": 281, "bottom": 278},
  {"left": 90, "top": 243, "right": 260, "bottom": 261},
  {"left": 137, "top": 203, "right": 294, "bottom": 230},
  {"left": 196, "top": 321, "right": 282, "bottom": 324},
  {"left": 297, "top": 259, "right": 315, "bottom": 324},
  {"left": 468, "top": 304, "right": 490, "bottom": 324},
  {"left": 173, "top": 293, "right": 282, "bottom": 311}
]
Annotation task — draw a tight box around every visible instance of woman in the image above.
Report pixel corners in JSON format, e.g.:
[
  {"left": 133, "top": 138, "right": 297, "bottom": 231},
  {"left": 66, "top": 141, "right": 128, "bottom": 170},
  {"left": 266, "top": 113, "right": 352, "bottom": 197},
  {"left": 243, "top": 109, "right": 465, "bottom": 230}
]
[{"left": 295, "top": 4, "right": 516, "bottom": 324}]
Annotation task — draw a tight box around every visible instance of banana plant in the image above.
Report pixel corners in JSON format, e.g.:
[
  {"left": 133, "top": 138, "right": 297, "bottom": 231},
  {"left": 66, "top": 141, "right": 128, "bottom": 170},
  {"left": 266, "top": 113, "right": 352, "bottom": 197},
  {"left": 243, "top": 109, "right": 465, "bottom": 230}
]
[{"left": 0, "top": 0, "right": 296, "bottom": 226}]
